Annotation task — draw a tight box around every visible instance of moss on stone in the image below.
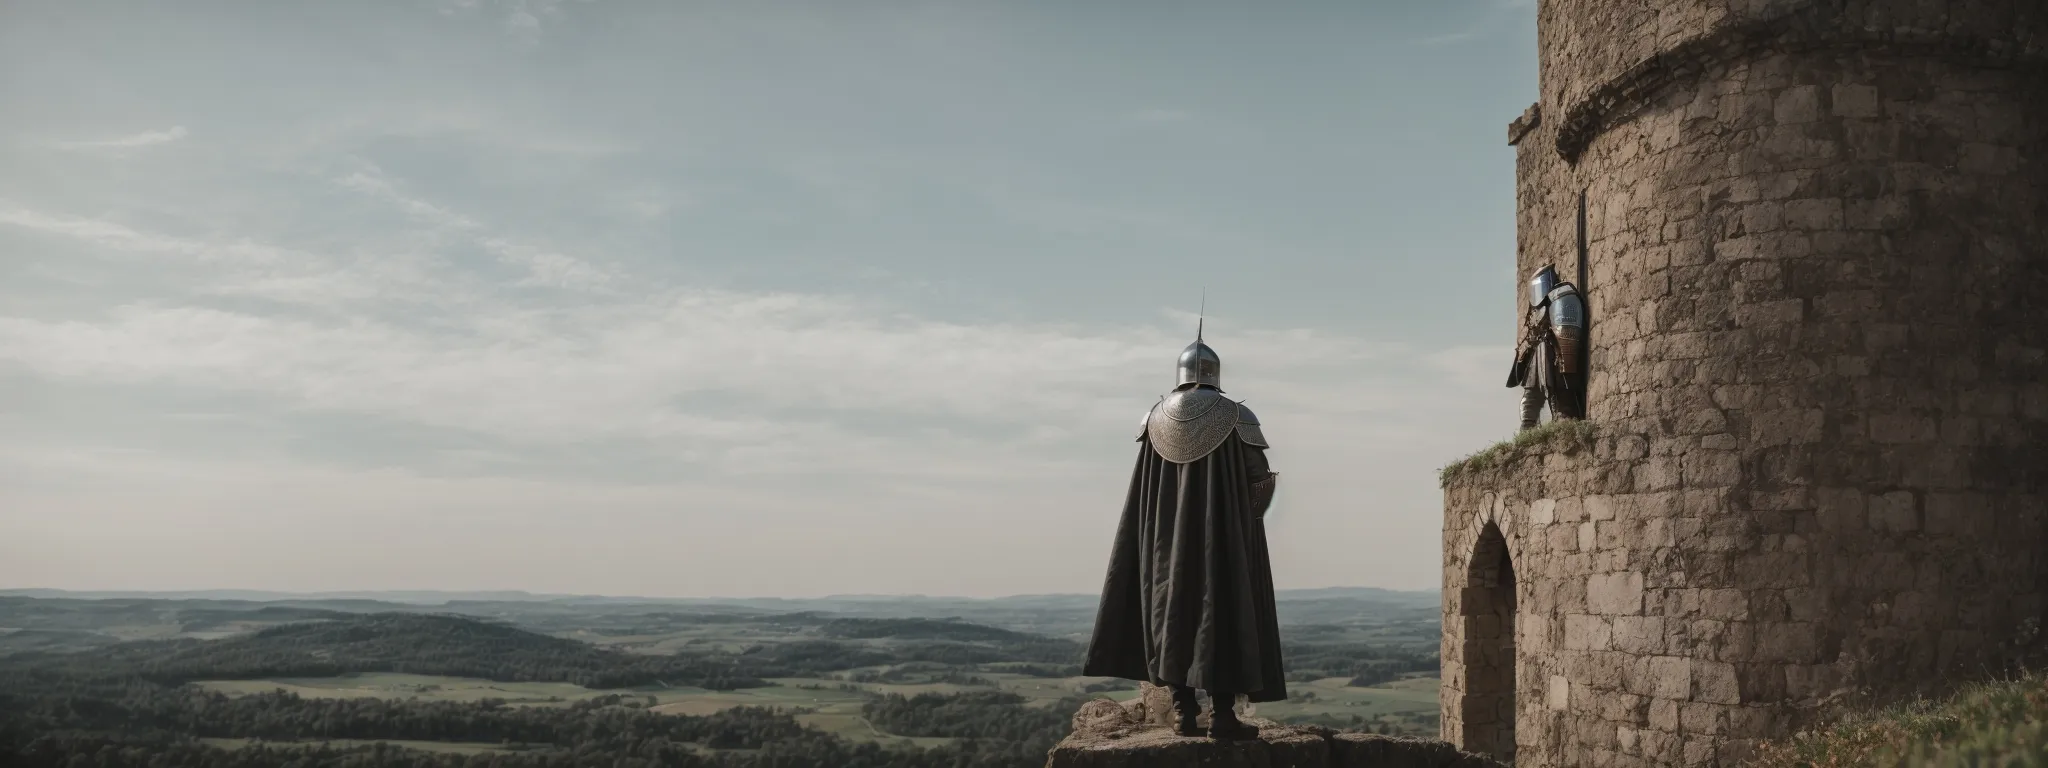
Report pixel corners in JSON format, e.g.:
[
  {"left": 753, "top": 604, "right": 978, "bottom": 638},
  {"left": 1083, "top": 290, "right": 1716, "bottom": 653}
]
[{"left": 1436, "top": 419, "right": 1597, "bottom": 488}]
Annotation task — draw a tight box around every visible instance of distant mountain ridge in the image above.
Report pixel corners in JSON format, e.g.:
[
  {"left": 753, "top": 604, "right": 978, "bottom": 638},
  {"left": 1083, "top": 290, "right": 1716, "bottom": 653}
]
[{"left": 0, "top": 586, "right": 1438, "bottom": 605}]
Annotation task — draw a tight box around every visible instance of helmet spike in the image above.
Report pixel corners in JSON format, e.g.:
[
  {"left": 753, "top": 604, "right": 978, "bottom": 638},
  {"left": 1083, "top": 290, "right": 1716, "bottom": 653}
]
[{"left": 1176, "top": 289, "right": 1221, "bottom": 391}]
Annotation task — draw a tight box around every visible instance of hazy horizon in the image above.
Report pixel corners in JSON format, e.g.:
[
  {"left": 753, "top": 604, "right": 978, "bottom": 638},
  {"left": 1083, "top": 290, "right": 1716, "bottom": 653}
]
[
  {"left": 0, "top": 584, "right": 1440, "bottom": 601},
  {"left": 2, "top": 0, "right": 1539, "bottom": 598}
]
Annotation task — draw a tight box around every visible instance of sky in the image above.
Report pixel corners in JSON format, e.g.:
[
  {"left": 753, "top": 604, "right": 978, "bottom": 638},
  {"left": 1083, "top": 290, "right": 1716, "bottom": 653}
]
[{"left": 0, "top": 0, "right": 1540, "bottom": 598}]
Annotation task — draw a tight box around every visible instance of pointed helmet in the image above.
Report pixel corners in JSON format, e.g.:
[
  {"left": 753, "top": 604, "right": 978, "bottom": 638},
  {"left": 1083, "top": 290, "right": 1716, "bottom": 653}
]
[{"left": 1176, "top": 317, "right": 1221, "bottom": 389}]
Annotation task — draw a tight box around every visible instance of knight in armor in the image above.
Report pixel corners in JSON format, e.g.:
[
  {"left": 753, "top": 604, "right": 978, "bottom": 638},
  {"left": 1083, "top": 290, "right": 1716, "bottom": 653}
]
[
  {"left": 1082, "top": 322, "right": 1285, "bottom": 741},
  {"left": 1507, "top": 264, "right": 1587, "bottom": 430}
]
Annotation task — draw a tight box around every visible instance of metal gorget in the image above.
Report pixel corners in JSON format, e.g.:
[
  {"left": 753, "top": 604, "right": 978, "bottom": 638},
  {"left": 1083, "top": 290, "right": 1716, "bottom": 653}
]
[{"left": 1142, "top": 387, "right": 1264, "bottom": 463}]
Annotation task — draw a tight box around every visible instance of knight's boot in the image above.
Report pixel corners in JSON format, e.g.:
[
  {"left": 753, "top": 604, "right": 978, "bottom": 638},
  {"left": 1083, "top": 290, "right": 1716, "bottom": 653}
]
[
  {"left": 1519, "top": 386, "right": 1546, "bottom": 431},
  {"left": 1168, "top": 684, "right": 1202, "bottom": 737},
  {"left": 1207, "top": 691, "right": 1259, "bottom": 741}
]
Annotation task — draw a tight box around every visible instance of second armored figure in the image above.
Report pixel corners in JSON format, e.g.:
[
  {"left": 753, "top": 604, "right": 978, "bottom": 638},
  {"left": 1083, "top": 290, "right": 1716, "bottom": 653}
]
[
  {"left": 1082, "top": 323, "right": 1286, "bottom": 740},
  {"left": 1506, "top": 264, "right": 1586, "bottom": 430}
]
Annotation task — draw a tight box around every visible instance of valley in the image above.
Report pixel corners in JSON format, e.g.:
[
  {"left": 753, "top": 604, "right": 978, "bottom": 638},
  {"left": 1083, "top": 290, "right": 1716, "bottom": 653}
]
[{"left": 0, "top": 589, "right": 1442, "bottom": 767}]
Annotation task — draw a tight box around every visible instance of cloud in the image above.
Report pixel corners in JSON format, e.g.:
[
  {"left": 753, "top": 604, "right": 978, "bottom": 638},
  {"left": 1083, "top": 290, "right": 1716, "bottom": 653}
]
[
  {"left": 0, "top": 205, "right": 290, "bottom": 267},
  {"left": 54, "top": 126, "right": 189, "bottom": 150},
  {"left": 436, "top": 0, "right": 591, "bottom": 38},
  {"left": 336, "top": 170, "right": 481, "bottom": 231},
  {"left": 0, "top": 163, "right": 1514, "bottom": 597},
  {"left": 331, "top": 165, "right": 618, "bottom": 290},
  {"left": 0, "top": 200, "right": 1499, "bottom": 475}
]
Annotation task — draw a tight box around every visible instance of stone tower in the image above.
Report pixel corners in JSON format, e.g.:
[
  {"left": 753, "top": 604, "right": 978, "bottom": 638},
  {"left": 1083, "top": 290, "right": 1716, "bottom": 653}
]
[{"left": 1439, "top": 1, "right": 2048, "bottom": 766}]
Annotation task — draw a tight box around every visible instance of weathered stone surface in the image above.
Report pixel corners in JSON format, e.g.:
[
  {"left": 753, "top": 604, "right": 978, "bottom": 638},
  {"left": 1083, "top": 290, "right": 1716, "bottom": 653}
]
[
  {"left": 1045, "top": 694, "right": 1508, "bottom": 768},
  {"left": 1449, "top": 2, "right": 2048, "bottom": 765}
]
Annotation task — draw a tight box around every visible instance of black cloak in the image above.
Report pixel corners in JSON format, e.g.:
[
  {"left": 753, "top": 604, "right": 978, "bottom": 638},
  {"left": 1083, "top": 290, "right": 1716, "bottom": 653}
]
[{"left": 1081, "top": 430, "right": 1287, "bottom": 702}]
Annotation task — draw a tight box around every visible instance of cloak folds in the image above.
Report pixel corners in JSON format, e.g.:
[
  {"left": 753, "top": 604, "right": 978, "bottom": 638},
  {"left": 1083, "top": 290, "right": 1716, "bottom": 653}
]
[{"left": 1082, "top": 432, "right": 1287, "bottom": 703}]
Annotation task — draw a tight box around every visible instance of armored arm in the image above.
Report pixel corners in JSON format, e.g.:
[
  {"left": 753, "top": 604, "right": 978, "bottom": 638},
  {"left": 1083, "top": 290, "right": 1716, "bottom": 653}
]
[
  {"left": 1549, "top": 287, "right": 1585, "bottom": 377},
  {"left": 1246, "top": 445, "right": 1278, "bottom": 520},
  {"left": 1506, "top": 307, "right": 1549, "bottom": 387},
  {"left": 1234, "top": 403, "right": 1278, "bottom": 518}
]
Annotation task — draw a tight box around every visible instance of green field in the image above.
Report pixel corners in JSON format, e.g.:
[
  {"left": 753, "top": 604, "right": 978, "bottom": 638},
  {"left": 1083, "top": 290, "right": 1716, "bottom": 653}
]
[
  {"left": 201, "top": 738, "right": 514, "bottom": 755},
  {"left": 195, "top": 673, "right": 601, "bottom": 705},
  {"left": 193, "top": 673, "right": 1062, "bottom": 747},
  {"left": 194, "top": 669, "right": 1442, "bottom": 739},
  {"left": 7, "top": 590, "right": 1448, "bottom": 765}
]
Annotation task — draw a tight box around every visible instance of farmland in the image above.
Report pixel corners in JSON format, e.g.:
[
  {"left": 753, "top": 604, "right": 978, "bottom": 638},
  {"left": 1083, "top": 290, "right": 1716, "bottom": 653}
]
[{"left": 0, "top": 588, "right": 1442, "bottom": 766}]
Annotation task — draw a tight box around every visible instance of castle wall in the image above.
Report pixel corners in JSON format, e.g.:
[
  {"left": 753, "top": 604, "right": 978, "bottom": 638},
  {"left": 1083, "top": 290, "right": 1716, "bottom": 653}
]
[{"left": 1447, "top": 1, "right": 2048, "bottom": 765}]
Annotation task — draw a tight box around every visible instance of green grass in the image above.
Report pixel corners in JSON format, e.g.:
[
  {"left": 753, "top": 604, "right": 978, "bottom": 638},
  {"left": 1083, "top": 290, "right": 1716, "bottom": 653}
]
[
  {"left": 1249, "top": 676, "right": 1441, "bottom": 729},
  {"left": 1437, "top": 418, "right": 1597, "bottom": 487},
  {"left": 193, "top": 671, "right": 1445, "bottom": 741},
  {"left": 195, "top": 673, "right": 597, "bottom": 705},
  {"left": 195, "top": 673, "right": 979, "bottom": 748},
  {"left": 1746, "top": 675, "right": 2048, "bottom": 767},
  {"left": 201, "top": 738, "right": 513, "bottom": 755}
]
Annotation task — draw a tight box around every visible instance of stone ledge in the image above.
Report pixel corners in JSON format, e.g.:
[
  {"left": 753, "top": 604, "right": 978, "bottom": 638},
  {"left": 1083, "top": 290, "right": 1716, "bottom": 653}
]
[
  {"left": 1507, "top": 102, "right": 1542, "bottom": 146},
  {"left": 1553, "top": 4, "right": 2048, "bottom": 162},
  {"left": 1438, "top": 419, "right": 1598, "bottom": 488},
  {"left": 1047, "top": 685, "right": 1506, "bottom": 768}
]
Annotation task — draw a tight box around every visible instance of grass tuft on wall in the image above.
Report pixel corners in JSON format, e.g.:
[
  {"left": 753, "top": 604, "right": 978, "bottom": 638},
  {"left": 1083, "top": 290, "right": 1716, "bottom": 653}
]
[{"left": 1436, "top": 419, "right": 1597, "bottom": 487}]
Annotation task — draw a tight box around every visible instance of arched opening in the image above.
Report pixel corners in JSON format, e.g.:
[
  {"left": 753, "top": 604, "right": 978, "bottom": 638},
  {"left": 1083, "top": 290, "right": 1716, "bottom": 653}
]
[{"left": 1461, "top": 522, "right": 1517, "bottom": 763}]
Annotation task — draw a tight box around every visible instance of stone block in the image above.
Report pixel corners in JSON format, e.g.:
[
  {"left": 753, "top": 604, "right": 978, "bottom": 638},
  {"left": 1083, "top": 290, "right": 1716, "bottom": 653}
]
[
  {"left": 1589, "top": 572, "right": 1647, "bottom": 615},
  {"left": 1556, "top": 495, "right": 1588, "bottom": 523},
  {"left": 1924, "top": 492, "right": 1990, "bottom": 537},
  {"left": 1549, "top": 525, "right": 1581, "bottom": 553},
  {"left": 1612, "top": 616, "right": 1666, "bottom": 654},
  {"left": 1736, "top": 299, "right": 1804, "bottom": 328},
  {"left": 1754, "top": 622, "right": 1820, "bottom": 663},
  {"left": 1584, "top": 495, "right": 1616, "bottom": 521},
  {"left": 1641, "top": 518, "right": 1676, "bottom": 549},
  {"left": 1737, "top": 201, "right": 1785, "bottom": 235},
  {"left": 1683, "top": 451, "right": 1743, "bottom": 488},
  {"left": 1938, "top": 417, "right": 1981, "bottom": 445},
  {"left": 1565, "top": 614, "right": 1614, "bottom": 651},
  {"left": 1831, "top": 83, "right": 1881, "bottom": 118},
  {"left": 1596, "top": 521, "right": 1627, "bottom": 550},
  {"left": 1869, "top": 414, "right": 1938, "bottom": 444},
  {"left": 1700, "top": 589, "right": 1749, "bottom": 622},
  {"left": 1549, "top": 675, "right": 1571, "bottom": 710},
  {"left": 1782, "top": 588, "right": 1826, "bottom": 622},
  {"left": 1617, "top": 725, "right": 1641, "bottom": 754},
  {"left": 1640, "top": 730, "right": 1684, "bottom": 763},
  {"left": 1869, "top": 491, "right": 1920, "bottom": 533},
  {"left": 1815, "top": 487, "right": 1867, "bottom": 532},
  {"left": 1814, "top": 289, "right": 1880, "bottom": 318},
  {"left": 1957, "top": 142, "right": 2019, "bottom": 175},
  {"left": 1749, "top": 408, "right": 1826, "bottom": 446},
  {"left": 1634, "top": 458, "right": 1683, "bottom": 492},
  {"left": 1683, "top": 736, "right": 1718, "bottom": 766},
  {"left": 1781, "top": 198, "right": 1843, "bottom": 230},
  {"left": 1679, "top": 703, "right": 1727, "bottom": 735},
  {"left": 1693, "top": 661, "right": 1741, "bottom": 705},
  {"left": 1651, "top": 656, "right": 1692, "bottom": 700},
  {"left": 1843, "top": 196, "right": 1908, "bottom": 229},
  {"left": 1647, "top": 697, "right": 1681, "bottom": 733}
]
